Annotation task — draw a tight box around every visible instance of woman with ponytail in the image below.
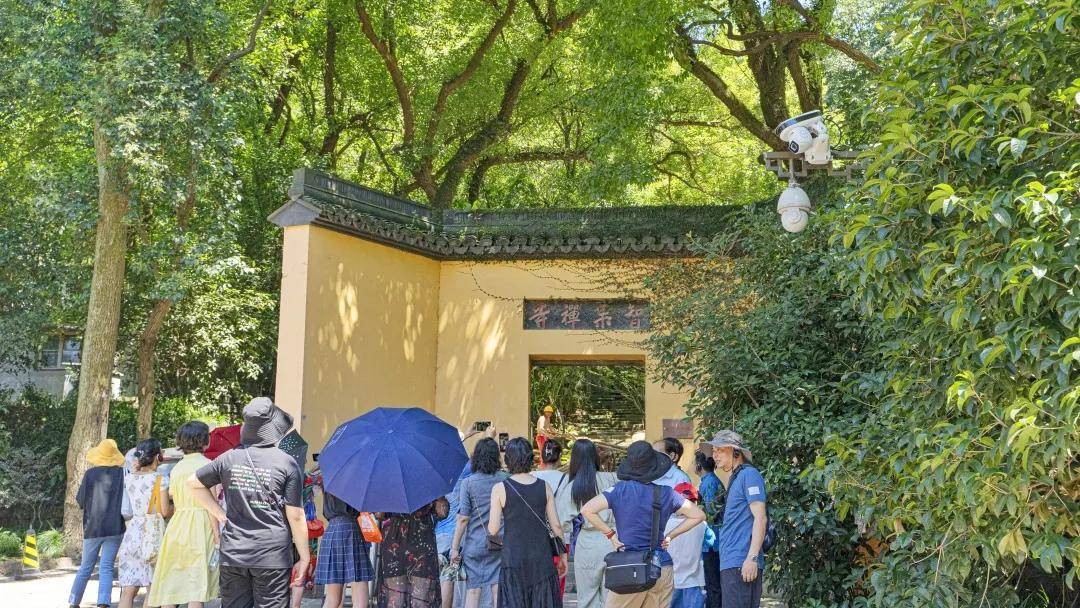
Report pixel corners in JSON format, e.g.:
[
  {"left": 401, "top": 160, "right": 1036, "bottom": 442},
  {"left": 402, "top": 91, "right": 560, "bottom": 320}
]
[{"left": 118, "top": 438, "right": 171, "bottom": 608}]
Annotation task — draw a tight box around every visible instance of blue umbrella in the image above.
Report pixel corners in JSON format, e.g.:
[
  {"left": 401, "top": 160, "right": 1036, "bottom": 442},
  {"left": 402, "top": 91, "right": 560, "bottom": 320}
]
[{"left": 319, "top": 407, "right": 468, "bottom": 514}]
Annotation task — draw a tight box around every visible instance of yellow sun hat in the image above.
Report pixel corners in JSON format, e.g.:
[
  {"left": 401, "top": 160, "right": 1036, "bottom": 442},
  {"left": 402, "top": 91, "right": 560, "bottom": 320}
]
[{"left": 86, "top": 438, "right": 126, "bottom": 467}]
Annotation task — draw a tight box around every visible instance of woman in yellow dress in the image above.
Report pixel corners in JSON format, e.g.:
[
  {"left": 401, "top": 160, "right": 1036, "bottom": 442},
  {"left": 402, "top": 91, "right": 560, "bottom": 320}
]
[{"left": 147, "top": 422, "right": 220, "bottom": 608}]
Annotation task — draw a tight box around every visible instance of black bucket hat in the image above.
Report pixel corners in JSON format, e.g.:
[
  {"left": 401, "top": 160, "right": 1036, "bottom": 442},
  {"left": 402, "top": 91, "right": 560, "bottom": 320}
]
[
  {"left": 617, "top": 440, "right": 673, "bottom": 483},
  {"left": 240, "top": 397, "right": 294, "bottom": 447}
]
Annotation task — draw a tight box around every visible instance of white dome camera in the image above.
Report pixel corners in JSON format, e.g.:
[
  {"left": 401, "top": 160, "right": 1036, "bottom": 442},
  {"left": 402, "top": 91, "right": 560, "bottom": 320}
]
[
  {"left": 777, "top": 179, "right": 810, "bottom": 233},
  {"left": 775, "top": 110, "right": 831, "bottom": 165}
]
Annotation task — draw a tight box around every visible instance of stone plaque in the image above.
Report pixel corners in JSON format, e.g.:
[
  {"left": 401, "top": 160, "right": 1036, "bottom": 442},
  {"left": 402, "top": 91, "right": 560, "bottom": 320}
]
[
  {"left": 662, "top": 418, "right": 694, "bottom": 439},
  {"left": 523, "top": 299, "right": 650, "bottom": 330}
]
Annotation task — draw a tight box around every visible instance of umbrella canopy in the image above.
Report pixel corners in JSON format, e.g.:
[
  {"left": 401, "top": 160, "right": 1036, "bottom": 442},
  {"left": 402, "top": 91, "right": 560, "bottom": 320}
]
[
  {"left": 319, "top": 407, "right": 468, "bottom": 514},
  {"left": 204, "top": 424, "right": 242, "bottom": 460},
  {"left": 278, "top": 430, "right": 309, "bottom": 469}
]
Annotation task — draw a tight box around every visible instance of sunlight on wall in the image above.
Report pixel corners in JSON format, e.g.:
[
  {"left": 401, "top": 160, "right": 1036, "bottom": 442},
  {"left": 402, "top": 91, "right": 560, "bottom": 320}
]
[{"left": 275, "top": 227, "right": 691, "bottom": 464}]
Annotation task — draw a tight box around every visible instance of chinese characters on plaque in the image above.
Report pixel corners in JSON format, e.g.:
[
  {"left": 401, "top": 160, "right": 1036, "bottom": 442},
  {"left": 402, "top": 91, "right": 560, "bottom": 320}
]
[{"left": 523, "top": 299, "right": 651, "bottom": 330}]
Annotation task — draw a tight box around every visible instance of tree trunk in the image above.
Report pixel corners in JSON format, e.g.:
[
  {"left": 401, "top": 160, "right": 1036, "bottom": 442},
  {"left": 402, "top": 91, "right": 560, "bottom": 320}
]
[
  {"left": 63, "top": 120, "right": 130, "bottom": 555},
  {"left": 135, "top": 298, "right": 173, "bottom": 439}
]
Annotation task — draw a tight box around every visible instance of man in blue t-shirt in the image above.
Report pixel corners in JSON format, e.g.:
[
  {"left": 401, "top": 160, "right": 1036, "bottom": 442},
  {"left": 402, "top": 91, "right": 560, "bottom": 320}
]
[{"left": 705, "top": 430, "right": 767, "bottom": 608}]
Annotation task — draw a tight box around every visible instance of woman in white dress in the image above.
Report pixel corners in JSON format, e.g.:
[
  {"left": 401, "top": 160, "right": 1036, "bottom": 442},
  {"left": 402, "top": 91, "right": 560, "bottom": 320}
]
[{"left": 117, "top": 439, "right": 172, "bottom": 608}]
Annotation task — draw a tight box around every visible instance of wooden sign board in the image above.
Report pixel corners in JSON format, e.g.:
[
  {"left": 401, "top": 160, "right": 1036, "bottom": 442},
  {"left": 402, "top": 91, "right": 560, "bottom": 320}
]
[
  {"left": 662, "top": 418, "right": 694, "bottom": 439},
  {"left": 523, "top": 299, "right": 650, "bottom": 330}
]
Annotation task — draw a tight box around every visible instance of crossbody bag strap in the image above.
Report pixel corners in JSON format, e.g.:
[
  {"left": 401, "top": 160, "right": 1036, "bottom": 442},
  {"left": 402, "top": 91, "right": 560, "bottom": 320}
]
[
  {"left": 146, "top": 475, "right": 162, "bottom": 516},
  {"left": 554, "top": 473, "right": 568, "bottom": 496},
  {"left": 244, "top": 448, "right": 281, "bottom": 508},
  {"left": 723, "top": 464, "right": 746, "bottom": 512},
  {"left": 648, "top": 484, "right": 662, "bottom": 553},
  {"left": 505, "top": 479, "right": 554, "bottom": 536}
]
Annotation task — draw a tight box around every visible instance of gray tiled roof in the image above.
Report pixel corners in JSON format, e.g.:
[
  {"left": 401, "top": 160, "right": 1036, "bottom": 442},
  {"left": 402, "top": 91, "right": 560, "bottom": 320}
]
[{"left": 269, "top": 168, "right": 741, "bottom": 260}]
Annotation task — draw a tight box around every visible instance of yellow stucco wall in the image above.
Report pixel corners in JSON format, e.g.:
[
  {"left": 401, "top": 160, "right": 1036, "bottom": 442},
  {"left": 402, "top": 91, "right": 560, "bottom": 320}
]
[
  {"left": 275, "top": 225, "right": 441, "bottom": 449},
  {"left": 275, "top": 226, "right": 692, "bottom": 468},
  {"left": 434, "top": 261, "right": 688, "bottom": 441}
]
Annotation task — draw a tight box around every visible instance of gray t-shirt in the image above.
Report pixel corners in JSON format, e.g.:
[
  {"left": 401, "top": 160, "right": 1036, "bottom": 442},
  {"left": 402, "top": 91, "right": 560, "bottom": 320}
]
[
  {"left": 457, "top": 471, "right": 507, "bottom": 557},
  {"left": 196, "top": 446, "right": 303, "bottom": 568}
]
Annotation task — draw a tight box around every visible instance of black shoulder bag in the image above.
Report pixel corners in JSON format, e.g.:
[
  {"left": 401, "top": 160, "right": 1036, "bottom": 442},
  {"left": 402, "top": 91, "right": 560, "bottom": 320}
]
[{"left": 603, "top": 485, "right": 662, "bottom": 594}]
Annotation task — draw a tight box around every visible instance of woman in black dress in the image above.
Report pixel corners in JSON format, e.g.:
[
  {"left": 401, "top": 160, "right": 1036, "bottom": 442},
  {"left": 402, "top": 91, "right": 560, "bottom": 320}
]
[
  {"left": 488, "top": 437, "right": 566, "bottom": 608},
  {"left": 378, "top": 497, "right": 450, "bottom": 608}
]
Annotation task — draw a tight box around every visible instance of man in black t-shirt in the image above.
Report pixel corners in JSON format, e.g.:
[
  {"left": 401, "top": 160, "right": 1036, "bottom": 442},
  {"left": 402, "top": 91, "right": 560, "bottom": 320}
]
[{"left": 188, "top": 397, "right": 310, "bottom": 608}]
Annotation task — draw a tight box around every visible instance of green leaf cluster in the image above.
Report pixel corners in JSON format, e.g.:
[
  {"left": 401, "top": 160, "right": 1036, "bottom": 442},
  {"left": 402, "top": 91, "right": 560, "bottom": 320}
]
[
  {"left": 820, "top": 0, "right": 1080, "bottom": 604},
  {"left": 646, "top": 193, "right": 875, "bottom": 607}
]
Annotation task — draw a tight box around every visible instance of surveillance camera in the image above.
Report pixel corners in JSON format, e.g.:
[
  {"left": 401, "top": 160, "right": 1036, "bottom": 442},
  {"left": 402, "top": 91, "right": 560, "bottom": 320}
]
[
  {"left": 775, "top": 110, "right": 831, "bottom": 165},
  {"left": 777, "top": 180, "right": 810, "bottom": 233}
]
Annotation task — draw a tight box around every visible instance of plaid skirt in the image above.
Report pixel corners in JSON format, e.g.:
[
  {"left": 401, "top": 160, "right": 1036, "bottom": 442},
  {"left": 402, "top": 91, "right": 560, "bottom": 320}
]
[{"left": 315, "top": 516, "right": 375, "bottom": 584}]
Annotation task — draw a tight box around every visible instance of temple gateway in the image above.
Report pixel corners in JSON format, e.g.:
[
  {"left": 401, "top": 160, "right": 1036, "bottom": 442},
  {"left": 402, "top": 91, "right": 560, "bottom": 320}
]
[{"left": 268, "top": 169, "right": 736, "bottom": 465}]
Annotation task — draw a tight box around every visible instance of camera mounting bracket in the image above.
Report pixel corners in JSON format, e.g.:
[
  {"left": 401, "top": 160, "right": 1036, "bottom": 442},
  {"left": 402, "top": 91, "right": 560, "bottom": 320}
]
[{"left": 762, "top": 150, "right": 863, "bottom": 181}]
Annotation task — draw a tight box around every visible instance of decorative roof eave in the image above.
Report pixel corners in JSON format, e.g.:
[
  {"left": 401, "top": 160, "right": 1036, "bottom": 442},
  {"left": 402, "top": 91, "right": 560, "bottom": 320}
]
[{"left": 269, "top": 168, "right": 737, "bottom": 261}]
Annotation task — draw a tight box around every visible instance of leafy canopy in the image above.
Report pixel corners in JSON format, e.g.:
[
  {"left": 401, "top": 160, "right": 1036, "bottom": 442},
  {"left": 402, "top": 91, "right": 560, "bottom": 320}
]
[{"left": 822, "top": 0, "right": 1080, "bottom": 604}]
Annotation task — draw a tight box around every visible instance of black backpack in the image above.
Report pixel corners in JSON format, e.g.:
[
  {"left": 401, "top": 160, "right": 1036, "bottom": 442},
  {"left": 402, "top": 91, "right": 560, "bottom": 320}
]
[{"left": 603, "top": 485, "right": 663, "bottom": 594}]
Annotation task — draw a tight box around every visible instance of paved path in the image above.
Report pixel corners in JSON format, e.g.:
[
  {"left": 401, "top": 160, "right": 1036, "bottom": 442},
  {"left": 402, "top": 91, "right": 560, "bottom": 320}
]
[{"left": 1, "top": 568, "right": 782, "bottom": 608}]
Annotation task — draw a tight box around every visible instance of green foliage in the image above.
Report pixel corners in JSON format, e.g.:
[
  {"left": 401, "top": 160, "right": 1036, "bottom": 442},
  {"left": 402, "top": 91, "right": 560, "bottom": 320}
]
[
  {"left": 529, "top": 364, "right": 645, "bottom": 445},
  {"left": 36, "top": 529, "right": 65, "bottom": 559},
  {"left": 0, "top": 442, "right": 64, "bottom": 529},
  {"left": 820, "top": 0, "right": 1080, "bottom": 605},
  {"left": 646, "top": 198, "right": 874, "bottom": 607},
  {"left": 125, "top": 256, "right": 277, "bottom": 416},
  {"left": 0, "top": 528, "right": 63, "bottom": 561},
  {"left": 109, "top": 397, "right": 231, "bottom": 447},
  {"left": 0, "top": 529, "right": 21, "bottom": 559},
  {"left": 0, "top": 388, "right": 226, "bottom": 529}
]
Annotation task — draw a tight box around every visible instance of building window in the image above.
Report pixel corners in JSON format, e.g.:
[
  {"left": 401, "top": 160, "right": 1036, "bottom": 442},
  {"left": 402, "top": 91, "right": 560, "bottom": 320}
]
[
  {"left": 39, "top": 333, "right": 82, "bottom": 368},
  {"left": 62, "top": 337, "right": 82, "bottom": 364}
]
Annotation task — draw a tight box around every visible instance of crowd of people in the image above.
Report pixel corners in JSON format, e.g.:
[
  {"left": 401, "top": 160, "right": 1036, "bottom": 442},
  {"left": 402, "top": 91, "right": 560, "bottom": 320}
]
[{"left": 67, "top": 398, "right": 769, "bottom": 608}]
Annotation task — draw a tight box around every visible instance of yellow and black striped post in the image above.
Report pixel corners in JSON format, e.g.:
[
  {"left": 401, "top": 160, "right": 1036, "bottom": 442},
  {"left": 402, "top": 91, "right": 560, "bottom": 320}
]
[{"left": 21, "top": 527, "right": 40, "bottom": 576}]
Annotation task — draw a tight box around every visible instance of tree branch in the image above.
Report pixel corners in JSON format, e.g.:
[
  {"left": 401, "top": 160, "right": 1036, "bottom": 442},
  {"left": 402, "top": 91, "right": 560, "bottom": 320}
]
[
  {"left": 265, "top": 50, "right": 301, "bottom": 134},
  {"left": 786, "top": 41, "right": 815, "bottom": 112},
  {"left": 467, "top": 148, "right": 589, "bottom": 203},
  {"left": 660, "top": 118, "right": 735, "bottom": 128},
  {"left": 424, "top": 0, "right": 517, "bottom": 148},
  {"left": 819, "top": 34, "right": 881, "bottom": 73},
  {"left": 674, "top": 26, "right": 784, "bottom": 150},
  {"left": 355, "top": 0, "right": 416, "bottom": 144},
  {"left": 687, "top": 19, "right": 881, "bottom": 73},
  {"left": 433, "top": 59, "right": 531, "bottom": 207},
  {"left": 523, "top": 0, "right": 549, "bottom": 35},
  {"left": 208, "top": 0, "right": 274, "bottom": 84}
]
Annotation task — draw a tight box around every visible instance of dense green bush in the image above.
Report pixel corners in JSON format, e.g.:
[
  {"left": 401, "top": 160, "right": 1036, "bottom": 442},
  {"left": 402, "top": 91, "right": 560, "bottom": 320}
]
[
  {"left": 109, "top": 396, "right": 230, "bottom": 449},
  {"left": 646, "top": 196, "right": 874, "bottom": 607},
  {"left": 819, "top": 0, "right": 1080, "bottom": 605},
  {"left": 36, "top": 529, "right": 64, "bottom": 559},
  {"left": 0, "top": 529, "right": 21, "bottom": 559},
  {"left": 0, "top": 388, "right": 228, "bottom": 529}
]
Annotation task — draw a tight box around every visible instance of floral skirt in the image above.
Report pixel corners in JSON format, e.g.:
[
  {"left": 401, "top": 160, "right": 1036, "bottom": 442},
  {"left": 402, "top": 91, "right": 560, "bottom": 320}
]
[{"left": 118, "top": 515, "right": 156, "bottom": 587}]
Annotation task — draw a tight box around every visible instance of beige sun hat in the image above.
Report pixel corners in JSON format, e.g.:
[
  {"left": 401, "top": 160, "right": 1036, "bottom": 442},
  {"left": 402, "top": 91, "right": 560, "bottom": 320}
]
[{"left": 703, "top": 430, "right": 754, "bottom": 464}]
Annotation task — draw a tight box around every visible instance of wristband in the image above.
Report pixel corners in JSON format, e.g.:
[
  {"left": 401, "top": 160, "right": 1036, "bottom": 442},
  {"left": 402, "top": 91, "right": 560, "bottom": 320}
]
[{"left": 605, "top": 529, "right": 616, "bottom": 539}]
